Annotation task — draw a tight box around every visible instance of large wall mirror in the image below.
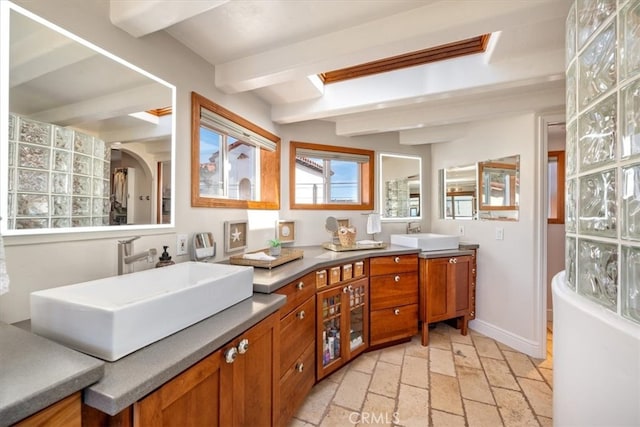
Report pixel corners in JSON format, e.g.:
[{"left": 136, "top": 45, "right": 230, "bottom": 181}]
[
  {"left": 380, "top": 154, "right": 421, "bottom": 220},
  {"left": 439, "top": 155, "right": 520, "bottom": 221},
  {"left": 1, "top": 2, "right": 176, "bottom": 235},
  {"left": 290, "top": 141, "right": 373, "bottom": 210}
]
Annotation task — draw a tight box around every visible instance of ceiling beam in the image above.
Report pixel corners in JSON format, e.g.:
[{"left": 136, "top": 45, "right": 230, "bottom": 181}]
[{"left": 110, "top": 0, "right": 230, "bottom": 37}]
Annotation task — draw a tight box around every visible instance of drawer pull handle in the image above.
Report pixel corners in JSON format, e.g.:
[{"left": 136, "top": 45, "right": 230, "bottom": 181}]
[
  {"left": 224, "top": 347, "right": 238, "bottom": 364},
  {"left": 297, "top": 310, "right": 305, "bottom": 320},
  {"left": 394, "top": 275, "right": 401, "bottom": 282},
  {"left": 296, "top": 362, "right": 304, "bottom": 372},
  {"left": 394, "top": 309, "right": 400, "bottom": 315},
  {"left": 394, "top": 257, "right": 401, "bottom": 263},
  {"left": 297, "top": 281, "right": 304, "bottom": 290},
  {"left": 237, "top": 338, "right": 249, "bottom": 354}
]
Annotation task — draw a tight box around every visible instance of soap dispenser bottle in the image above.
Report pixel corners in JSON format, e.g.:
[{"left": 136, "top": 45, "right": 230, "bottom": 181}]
[{"left": 156, "top": 246, "right": 176, "bottom": 268}]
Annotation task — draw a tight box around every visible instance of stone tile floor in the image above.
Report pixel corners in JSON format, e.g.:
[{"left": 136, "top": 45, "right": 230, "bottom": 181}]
[{"left": 290, "top": 322, "right": 553, "bottom": 427}]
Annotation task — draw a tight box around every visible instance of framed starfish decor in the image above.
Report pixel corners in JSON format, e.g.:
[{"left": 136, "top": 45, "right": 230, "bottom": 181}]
[{"left": 224, "top": 220, "right": 248, "bottom": 253}]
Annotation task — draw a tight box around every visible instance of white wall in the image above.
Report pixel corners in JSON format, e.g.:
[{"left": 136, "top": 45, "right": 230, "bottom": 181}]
[{"left": 430, "top": 113, "right": 544, "bottom": 356}]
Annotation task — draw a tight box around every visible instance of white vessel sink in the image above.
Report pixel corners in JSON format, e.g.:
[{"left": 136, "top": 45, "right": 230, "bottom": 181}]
[
  {"left": 390, "top": 233, "right": 460, "bottom": 251},
  {"left": 30, "top": 261, "right": 253, "bottom": 361}
]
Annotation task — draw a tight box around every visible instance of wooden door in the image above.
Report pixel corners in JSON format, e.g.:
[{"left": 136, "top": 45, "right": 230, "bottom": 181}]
[
  {"left": 452, "top": 256, "right": 472, "bottom": 314},
  {"left": 223, "top": 312, "right": 279, "bottom": 427},
  {"left": 346, "top": 277, "right": 368, "bottom": 360},
  {"left": 317, "top": 286, "right": 346, "bottom": 379},
  {"left": 134, "top": 349, "right": 223, "bottom": 427},
  {"left": 423, "top": 258, "right": 451, "bottom": 322}
]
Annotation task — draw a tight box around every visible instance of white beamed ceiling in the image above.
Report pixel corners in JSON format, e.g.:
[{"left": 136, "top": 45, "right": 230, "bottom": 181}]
[{"left": 111, "top": 0, "right": 572, "bottom": 143}]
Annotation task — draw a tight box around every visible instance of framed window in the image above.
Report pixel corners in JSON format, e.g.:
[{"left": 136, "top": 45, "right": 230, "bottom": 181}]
[
  {"left": 191, "top": 92, "right": 280, "bottom": 209},
  {"left": 290, "top": 141, "right": 374, "bottom": 210}
]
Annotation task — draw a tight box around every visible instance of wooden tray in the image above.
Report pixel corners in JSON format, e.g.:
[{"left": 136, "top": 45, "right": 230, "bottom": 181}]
[
  {"left": 229, "top": 248, "right": 304, "bottom": 269},
  {"left": 322, "top": 241, "right": 387, "bottom": 252}
]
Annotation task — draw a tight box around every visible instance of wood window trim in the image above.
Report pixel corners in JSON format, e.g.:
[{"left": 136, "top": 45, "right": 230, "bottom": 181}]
[
  {"left": 289, "top": 141, "right": 374, "bottom": 210},
  {"left": 191, "top": 92, "right": 280, "bottom": 209},
  {"left": 548, "top": 150, "right": 565, "bottom": 224},
  {"left": 319, "top": 34, "right": 490, "bottom": 84}
]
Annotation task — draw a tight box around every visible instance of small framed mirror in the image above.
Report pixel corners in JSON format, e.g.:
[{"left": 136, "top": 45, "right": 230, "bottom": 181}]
[
  {"left": 442, "top": 164, "right": 477, "bottom": 220},
  {"left": 380, "top": 154, "right": 422, "bottom": 220},
  {"left": 478, "top": 155, "right": 519, "bottom": 220}
]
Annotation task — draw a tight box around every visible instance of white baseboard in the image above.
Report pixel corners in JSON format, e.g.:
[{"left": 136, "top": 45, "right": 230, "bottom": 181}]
[{"left": 470, "top": 319, "right": 545, "bottom": 358}]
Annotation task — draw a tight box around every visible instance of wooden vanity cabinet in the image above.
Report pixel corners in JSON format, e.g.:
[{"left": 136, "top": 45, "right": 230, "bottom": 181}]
[
  {"left": 420, "top": 255, "right": 473, "bottom": 345},
  {"left": 369, "top": 254, "right": 419, "bottom": 347},
  {"left": 274, "top": 271, "right": 316, "bottom": 425},
  {"left": 132, "top": 312, "right": 279, "bottom": 427}
]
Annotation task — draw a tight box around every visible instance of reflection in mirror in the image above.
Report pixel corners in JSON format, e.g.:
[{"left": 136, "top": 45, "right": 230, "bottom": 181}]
[
  {"left": 290, "top": 141, "right": 374, "bottom": 210},
  {"left": 1, "top": 2, "right": 175, "bottom": 235},
  {"left": 380, "top": 154, "right": 421, "bottom": 219},
  {"left": 191, "top": 92, "right": 280, "bottom": 209},
  {"left": 478, "top": 155, "right": 520, "bottom": 221},
  {"left": 548, "top": 151, "right": 565, "bottom": 224},
  {"left": 443, "top": 164, "right": 477, "bottom": 220}
]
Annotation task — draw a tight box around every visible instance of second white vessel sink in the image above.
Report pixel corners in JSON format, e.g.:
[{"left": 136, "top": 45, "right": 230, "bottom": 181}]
[
  {"left": 390, "top": 233, "right": 460, "bottom": 251},
  {"left": 30, "top": 262, "right": 253, "bottom": 361}
]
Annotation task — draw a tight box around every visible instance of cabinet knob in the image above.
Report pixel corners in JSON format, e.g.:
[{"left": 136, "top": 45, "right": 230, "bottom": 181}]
[
  {"left": 343, "top": 285, "right": 353, "bottom": 293},
  {"left": 449, "top": 258, "right": 458, "bottom": 264},
  {"left": 394, "top": 308, "right": 400, "bottom": 315},
  {"left": 297, "top": 310, "right": 305, "bottom": 320},
  {"left": 224, "top": 347, "right": 238, "bottom": 364},
  {"left": 237, "top": 338, "right": 249, "bottom": 354},
  {"left": 394, "top": 257, "right": 401, "bottom": 263},
  {"left": 297, "top": 281, "right": 304, "bottom": 290},
  {"left": 295, "top": 362, "right": 304, "bottom": 373},
  {"left": 394, "top": 275, "right": 401, "bottom": 282}
]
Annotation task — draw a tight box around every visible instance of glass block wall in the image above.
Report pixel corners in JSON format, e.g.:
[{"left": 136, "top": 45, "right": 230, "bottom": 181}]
[
  {"left": 565, "top": 0, "right": 640, "bottom": 323},
  {"left": 7, "top": 113, "right": 111, "bottom": 229}
]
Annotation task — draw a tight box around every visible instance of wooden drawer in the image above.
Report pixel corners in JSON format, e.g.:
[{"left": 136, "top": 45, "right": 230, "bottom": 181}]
[
  {"left": 329, "top": 266, "right": 341, "bottom": 285},
  {"left": 370, "top": 254, "right": 418, "bottom": 276},
  {"left": 342, "top": 264, "right": 353, "bottom": 281},
  {"left": 354, "top": 261, "right": 365, "bottom": 277},
  {"left": 370, "top": 304, "right": 418, "bottom": 347},
  {"left": 370, "top": 272, "right": 418, "bottom": 310},
  {"left": 279, "top": 340, "right": 315, "bottom": 425},
  {"left": 276, "top": 271, "right": 317, "bottom": 317},
  {"left": 280, "top": 296, "right": 316, "bottom": 374},
  {"left": 316, "top": 270, "right": 327, "bottom": 288}
]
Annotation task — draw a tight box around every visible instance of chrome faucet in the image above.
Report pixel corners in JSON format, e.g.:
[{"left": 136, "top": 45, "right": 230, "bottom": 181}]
[
  {"left": 117, "top": 236, "right": 157, "bottom": 275},
  {"left": 406, "top": 222, "right": 422, "bottom": 234}
]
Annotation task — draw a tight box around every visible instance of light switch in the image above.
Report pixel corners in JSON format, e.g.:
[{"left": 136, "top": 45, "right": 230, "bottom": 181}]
[{"left": 495, "top": 227, "right": 504, "bottom": 240}]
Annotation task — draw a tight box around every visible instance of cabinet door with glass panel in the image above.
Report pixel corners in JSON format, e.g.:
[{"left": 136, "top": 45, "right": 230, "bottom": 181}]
[{"left": 316, "top": 277, "right": 368, "bottom": 380}]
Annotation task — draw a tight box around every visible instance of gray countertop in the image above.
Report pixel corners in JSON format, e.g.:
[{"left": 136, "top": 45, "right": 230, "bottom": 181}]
[
  {"left": 83, "top": 292, "right": 285, "bottom": 416},
  {"left": 0, "top": 322, "right": 104, "bottom": 426},
  {"left": 249, "top": 245, "right": 421, "bottom": 293}
]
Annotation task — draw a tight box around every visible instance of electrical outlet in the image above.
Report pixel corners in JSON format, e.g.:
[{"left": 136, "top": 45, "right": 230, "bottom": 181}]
[
  {"left": 495, "top": 227, "right": 504, "bottom": 240},
  {"left": 458, "top": 225, "right": 465, "bottom": 236},
  {"left": 176, "top": 234, "right": 188, "bottom": 255}
]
